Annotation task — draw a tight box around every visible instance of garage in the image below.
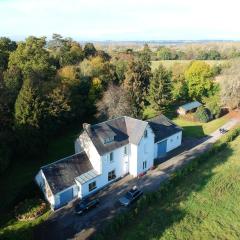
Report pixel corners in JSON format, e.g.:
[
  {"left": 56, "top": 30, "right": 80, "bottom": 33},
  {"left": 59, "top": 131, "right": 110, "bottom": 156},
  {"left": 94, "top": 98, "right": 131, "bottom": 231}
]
[
  {"left": 157, "top": 140, "right": 167, "bottom": 157},
  {"left": 59, "top": 188, "right": 73, "bottom": 206}
]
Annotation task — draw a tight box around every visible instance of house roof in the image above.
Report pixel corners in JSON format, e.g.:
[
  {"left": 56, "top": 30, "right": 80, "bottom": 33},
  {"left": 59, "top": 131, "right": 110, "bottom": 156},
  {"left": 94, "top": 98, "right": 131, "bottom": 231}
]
[
  {"left": 41, "top": 151, "right": 93, "bottom": 194},
  {"left": 83, "top": 116, "right": 148, "bottom": 155},
  {"left": 178, "top": 101, "right": 202, "bottom": 112},
  {"left": 147, "top": 115, "right": 182, "bottom": 143}
]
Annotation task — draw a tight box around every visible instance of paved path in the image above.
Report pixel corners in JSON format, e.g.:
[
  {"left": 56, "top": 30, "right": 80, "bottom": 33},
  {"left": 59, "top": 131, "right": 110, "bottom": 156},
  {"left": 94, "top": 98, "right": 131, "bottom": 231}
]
[{"left": 34, "top": 118, "right": 239, "bottom": 240}]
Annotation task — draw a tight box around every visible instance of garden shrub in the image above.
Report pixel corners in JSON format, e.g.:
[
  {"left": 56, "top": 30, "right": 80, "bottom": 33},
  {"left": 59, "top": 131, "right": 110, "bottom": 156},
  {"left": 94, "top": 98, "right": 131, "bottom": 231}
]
[
  {"left": 195, "top": 106, "right": 211, "bottom": 122},
  {"left": 14, "top": 198, "right": 48, "bottom": 221}
]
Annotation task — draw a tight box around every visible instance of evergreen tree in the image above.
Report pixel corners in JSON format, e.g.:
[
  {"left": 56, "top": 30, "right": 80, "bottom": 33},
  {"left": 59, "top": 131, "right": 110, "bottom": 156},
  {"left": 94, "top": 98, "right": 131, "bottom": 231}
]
[
  {"left": 15, "top": 78, "right": 44, "bottom": 128},
  {"left": 148, "top": 64, "right": 172, "bottom": 112},
  {"left": 123, "top": 59, "right": 151, "bottom": 117}
]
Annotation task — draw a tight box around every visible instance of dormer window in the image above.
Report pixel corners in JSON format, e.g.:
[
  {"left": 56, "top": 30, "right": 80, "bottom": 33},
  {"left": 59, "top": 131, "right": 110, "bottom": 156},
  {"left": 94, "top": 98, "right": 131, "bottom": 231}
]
[
  {"left": 144, "top": 129, "right": 148, "bottom": 138},
  {"left": 104, "top": 136, "right": 114, "bottom": 144}
]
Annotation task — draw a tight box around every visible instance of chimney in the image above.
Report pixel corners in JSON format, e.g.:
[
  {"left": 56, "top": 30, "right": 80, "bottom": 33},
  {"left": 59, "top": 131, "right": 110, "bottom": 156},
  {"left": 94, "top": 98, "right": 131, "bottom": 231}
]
[{"left": 83, "top": 123, "right": 91, "bottom": 131}]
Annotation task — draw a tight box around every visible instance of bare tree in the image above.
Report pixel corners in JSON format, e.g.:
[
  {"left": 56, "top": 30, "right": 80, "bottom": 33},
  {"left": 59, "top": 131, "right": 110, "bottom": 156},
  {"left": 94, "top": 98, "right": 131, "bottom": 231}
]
[
  {"left": 219, "top": 59, "right": 240, "bottom": 109},
  {"left": 96, "top": 84, "right": 133, "bottom": 120}
]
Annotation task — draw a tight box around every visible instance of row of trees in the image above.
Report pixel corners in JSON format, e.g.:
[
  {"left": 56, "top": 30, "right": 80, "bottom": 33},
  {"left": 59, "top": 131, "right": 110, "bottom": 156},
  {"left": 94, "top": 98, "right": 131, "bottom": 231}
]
[{"left": 154, "top": 46, "right": 223, "bottom": 60}]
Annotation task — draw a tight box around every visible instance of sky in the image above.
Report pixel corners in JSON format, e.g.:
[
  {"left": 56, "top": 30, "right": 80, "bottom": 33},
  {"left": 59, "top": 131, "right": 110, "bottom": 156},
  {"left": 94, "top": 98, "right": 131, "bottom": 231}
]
[{"left": 1, "top": 0, "right": 240, "bottom": 41}]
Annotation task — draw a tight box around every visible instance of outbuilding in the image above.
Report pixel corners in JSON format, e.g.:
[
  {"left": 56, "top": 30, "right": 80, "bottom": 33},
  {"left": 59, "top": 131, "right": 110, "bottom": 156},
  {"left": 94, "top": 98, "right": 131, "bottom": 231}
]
[{"left": 177, "top": 101, "right": 202, "bottom": 115}]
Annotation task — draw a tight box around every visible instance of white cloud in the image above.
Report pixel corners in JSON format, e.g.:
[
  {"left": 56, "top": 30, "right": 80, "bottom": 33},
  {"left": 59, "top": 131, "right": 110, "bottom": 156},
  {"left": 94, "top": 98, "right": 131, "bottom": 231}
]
[{"left": 0, "top": 0, "right": 240, "bottom": 40}]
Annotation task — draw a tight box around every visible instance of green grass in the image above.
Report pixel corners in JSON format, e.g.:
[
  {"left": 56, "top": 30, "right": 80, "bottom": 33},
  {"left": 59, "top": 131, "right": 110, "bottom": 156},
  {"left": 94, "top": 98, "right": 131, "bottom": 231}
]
[
  {"left": 101, "top": 135, "right": 240, "bottom": 240},
  {"left": 0, "top": 126, "right": 82, "bottom": 239},
  {"left": 173, "top": 115, "right": 229, "bottom": 138},
  {"left": 151, "top": 60, "right": 227, "bottom": 70}
]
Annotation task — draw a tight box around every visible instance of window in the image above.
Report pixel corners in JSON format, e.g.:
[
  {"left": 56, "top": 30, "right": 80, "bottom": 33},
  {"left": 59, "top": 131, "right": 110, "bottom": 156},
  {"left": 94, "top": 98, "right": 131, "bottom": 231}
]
[
  {"left": 124, "top": 146, "right": 127, "bottom": 155},
  {"left": 110, "top": 152, "right": 114, "bottom": 162},
  {"left": 88, "top": 181, "right": 96, "bottom": 192},
  {"left": 144, "top": 129, "right": 148, "bottom": 138},
  {"left": 143, "top": 161, "right": 147, "bottom": 170},
  {"left": 108, "top": 170, "right": 116, "bottom": 181}
]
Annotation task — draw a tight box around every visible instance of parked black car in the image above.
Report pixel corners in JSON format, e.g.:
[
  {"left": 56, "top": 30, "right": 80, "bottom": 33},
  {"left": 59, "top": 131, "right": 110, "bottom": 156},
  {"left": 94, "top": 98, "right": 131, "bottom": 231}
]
[
  {"left": 75, "top": 198, "right": 100, "bottom": 215},
  {"left": 118, "top": 186, "right": 143, "bottom": 206},
  {"left": 219, "top": 128, "right": 228, "bottom": 134}
]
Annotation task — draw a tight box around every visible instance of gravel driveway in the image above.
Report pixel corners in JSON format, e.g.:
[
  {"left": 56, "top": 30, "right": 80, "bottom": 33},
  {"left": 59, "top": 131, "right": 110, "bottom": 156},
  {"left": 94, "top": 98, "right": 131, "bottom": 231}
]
[{"left": 34, "top": 118, "right": 239, "bottom": 240}]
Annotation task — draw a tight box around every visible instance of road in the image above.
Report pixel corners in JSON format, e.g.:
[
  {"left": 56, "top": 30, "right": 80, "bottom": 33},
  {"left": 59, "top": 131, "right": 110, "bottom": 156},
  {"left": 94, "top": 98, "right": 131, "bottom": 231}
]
[{"left": 34, "top": 118, "right": 239, "bottom": 240}]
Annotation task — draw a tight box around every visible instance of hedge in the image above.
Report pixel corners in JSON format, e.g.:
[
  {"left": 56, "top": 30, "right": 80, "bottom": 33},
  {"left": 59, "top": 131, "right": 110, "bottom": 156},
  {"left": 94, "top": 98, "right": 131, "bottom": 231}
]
[{"left": 94, "top": 126, "right": 240, "bottom": 240}]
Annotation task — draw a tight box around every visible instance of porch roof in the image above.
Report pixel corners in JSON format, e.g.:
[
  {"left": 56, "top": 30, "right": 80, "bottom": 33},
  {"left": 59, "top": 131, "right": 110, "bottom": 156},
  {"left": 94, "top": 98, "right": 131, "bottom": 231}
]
[{"left": 75, "top": 169, "right": 100, "bottom": 185}]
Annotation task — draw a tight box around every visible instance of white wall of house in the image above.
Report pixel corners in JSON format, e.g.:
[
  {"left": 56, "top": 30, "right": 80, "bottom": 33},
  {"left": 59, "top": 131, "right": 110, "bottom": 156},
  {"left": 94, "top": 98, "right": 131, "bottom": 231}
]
[
  {"left": 136, "top": 125, "right": 155, "bottom": 175},
  {"left": 128, "top": 125, "right": 155, "bottom": 177},
  {"left": 154, "top": 131, "right": 182, "bottom": 157},
  {"left": 128, "top": 143, "right": 138, "bottom": 176},
  {"left": 78, "top": 131, "right": 102, "bottom": 174},
  {"left": 76, "top": 176, "right": 100, "bottom": 198},
  {"left": 166, "top": 131, "right": 182, "bottom": 152},
  {"left": 77, "top": 144, "right": 129, "bottom": 198},
  {"left": 35, "top": 170, "right": 55, "bottom": 207}
]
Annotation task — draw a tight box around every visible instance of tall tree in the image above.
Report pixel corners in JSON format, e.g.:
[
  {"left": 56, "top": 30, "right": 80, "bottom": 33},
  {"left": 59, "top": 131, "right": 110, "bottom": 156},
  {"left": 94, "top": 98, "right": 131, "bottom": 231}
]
[
  {"left": 84, "top": 43, "right": 97, "bottom": 59},
  {"left": 185, "top": 61, "right": 214, "bottom": 100},
  {"left": 15, "top": 78, "right": 44, "bottom": 128},
  {"left": 171, "top": 63, "right": 188, "bottom": 102},
  {"left": 8, "top": 36, "right": 56, "bottom": 81},
  {"left": 148, "top": 64, "right": 172, "bottom": 112},
  {"left": 123, "top": 59, "right": 152, "bottom": 117},
  {"left": 0, "top": 37, "right": 17, "bottom": 72}
]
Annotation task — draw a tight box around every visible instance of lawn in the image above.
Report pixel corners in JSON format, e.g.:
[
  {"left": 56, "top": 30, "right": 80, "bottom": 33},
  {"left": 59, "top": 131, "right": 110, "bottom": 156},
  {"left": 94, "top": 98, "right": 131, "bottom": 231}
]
[
  {"left": 102, "top": 135, "right": 240, "bottom": 240},
  {"left": 0, "top": 126, "right": 81, "bottom": 239},
  {"left": 172, "top": 115, "right": 229, "bottom": 138},
  {"left": 151, "top": 60, "right": 227, "bottom": 70}
]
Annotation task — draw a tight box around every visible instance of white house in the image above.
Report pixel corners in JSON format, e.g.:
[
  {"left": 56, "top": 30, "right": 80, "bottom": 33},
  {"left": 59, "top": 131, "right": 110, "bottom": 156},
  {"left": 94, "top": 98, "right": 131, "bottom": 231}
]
[{"left": 35, "top": 115, "right": 182, "bottom": 210}]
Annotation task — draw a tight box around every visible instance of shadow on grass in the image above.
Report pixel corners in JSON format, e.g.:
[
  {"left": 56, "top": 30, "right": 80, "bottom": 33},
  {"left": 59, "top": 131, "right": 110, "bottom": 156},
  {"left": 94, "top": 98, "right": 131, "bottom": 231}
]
[
  {"left": 92, "top": 145, "right": 234, "bottom": 240},
  {"left": 181, "top": 125, "right": 206, "bottom": 138}
]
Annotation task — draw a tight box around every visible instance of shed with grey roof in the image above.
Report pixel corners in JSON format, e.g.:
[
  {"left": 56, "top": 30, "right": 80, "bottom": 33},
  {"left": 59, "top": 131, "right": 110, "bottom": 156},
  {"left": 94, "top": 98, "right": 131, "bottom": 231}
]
[{"left": 177, "top": 101, "right": 202, "bottom": 115}]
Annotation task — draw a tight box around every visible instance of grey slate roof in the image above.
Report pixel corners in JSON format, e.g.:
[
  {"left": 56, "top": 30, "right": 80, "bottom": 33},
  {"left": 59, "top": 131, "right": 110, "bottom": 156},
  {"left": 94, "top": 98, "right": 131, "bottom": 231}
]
[
  {"left": 147, "top": 115, "right": 182, "bottom": 143},
  {"left": 83, "top": 116, "right": 148, "bottom": 155},
  {"left": 179, "top": 101, "right": 202, "bottom": 112},
  {"left": 41, "top": 151, "right": 93, "bottom": 194}
]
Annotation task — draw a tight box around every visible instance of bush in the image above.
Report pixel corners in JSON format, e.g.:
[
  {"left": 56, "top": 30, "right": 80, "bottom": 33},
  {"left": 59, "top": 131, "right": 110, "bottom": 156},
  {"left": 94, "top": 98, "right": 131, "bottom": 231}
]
[
  {"left": 195, "top": 106, "right": 211, "bottom": 122},
  {"left": 203, "top": 94, "right": 221, "bottom": 119},
  {"left": 14, "top": 198, "right": 48, "bottom": 221}
]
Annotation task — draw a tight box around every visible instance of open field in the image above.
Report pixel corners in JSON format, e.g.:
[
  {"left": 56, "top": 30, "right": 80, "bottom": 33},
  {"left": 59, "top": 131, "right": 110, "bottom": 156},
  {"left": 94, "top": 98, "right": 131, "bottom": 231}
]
[
  {"left": 102, "top": 135, "right": 240, "bottom": 240},
  {"left": 151, "top": 60, "right": 227, "bottom": 70}
]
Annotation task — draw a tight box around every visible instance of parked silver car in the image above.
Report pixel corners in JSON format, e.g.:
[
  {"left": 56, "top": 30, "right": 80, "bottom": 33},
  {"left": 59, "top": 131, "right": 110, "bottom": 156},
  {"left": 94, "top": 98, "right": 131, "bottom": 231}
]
[{"left": 119, "top": 186, "right": 143, "bottom": 206}]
